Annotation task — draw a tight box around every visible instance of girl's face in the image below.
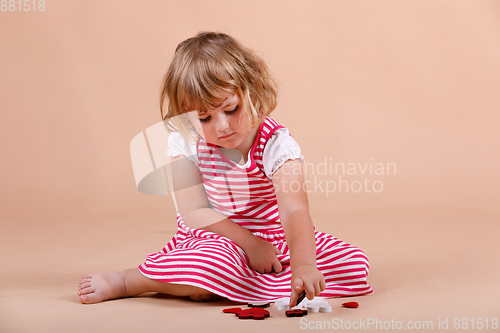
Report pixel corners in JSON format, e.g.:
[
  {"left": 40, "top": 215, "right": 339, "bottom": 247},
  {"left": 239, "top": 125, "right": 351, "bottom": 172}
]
[{"left": 187, "top": 92, "right": 258, "bottom": 153}]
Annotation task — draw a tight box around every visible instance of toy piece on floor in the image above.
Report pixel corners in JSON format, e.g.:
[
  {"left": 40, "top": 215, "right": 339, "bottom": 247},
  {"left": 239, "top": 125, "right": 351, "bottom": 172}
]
[
  {"left": 285, "top": 309, "right": 308, "bottom": 317},
  {"left": 295, "top": 291, "right": 307, "bottom": 306},
  {"left": 248, "top": 302, "right": 270, "bottom": 308},
  {"left": 236, "top": 308, "right": 270, "bottom": 320},
  {"left": 306, "top": 298, "right": 332, "bottom": 313},
  {"left": 274, "top": 293, "right": 331, "bottom": 312},
  {"left": 222, "top": 307, "right": 270, "bottom": 320},
  {"left": 342, "top": 302, "right": 359, "bottom": 308},
  {"left": 275, "top": 291, "right": 307, "bottom": 310}
]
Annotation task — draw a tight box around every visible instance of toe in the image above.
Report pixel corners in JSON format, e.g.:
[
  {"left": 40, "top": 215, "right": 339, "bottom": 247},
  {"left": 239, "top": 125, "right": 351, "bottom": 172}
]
[
  {"left": 80, "top": 276, "right": 91, "bottom": 284},
  {"left": 79, "top": 281, "right": 91, "bottom": 289},
  {"left": 79, "top": 294, "right": 97, "bottom": 304},
  {"left": 79, "top": 276, "right": 92, "bottom": 284},
  {"left": 79, "top": 285, "right": 95, "bottom": 296},
  {"left": 80, "top": 292, "right": 103, "bottom": 304}
]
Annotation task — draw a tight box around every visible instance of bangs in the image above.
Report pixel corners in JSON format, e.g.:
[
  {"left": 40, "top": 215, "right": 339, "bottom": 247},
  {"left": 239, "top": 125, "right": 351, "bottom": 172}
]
[{"left": 177, "top": 56, "right": 238, "bottom": 114}]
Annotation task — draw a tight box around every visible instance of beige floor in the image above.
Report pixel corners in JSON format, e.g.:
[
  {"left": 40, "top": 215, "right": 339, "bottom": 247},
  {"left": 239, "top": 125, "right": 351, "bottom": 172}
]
[{"left": 1, "top": 208, "right": 499, "bottom": 333}]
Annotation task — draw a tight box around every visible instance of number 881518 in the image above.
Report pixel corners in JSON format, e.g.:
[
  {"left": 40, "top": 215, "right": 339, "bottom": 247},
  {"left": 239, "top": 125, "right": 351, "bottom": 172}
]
[{"left": 1, "top": 0, "right": 45, "bottom": 11}]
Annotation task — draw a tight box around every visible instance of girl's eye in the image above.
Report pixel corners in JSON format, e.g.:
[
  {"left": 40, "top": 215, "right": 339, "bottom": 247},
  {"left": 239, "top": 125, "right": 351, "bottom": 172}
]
[
  {"left": 199, "top": 106, "right": 238, "bottom": 123},
  {"left": 225, "top": 105, "right": 239, "bottom": 114}
]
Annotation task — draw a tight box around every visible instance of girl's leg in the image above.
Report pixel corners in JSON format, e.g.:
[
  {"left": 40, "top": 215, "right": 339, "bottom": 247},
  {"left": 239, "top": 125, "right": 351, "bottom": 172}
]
[{"left": 78, "top": 268, "right": 216, "bottom": 304}]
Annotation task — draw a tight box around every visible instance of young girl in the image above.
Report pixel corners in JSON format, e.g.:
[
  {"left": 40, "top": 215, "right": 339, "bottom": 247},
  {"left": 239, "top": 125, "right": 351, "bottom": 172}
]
[{"left": 78, "top": 31, "right": 373, "bottom": 306}]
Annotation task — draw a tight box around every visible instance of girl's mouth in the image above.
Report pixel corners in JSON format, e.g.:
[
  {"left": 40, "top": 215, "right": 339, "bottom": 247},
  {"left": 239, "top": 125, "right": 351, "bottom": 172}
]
[{"left": 219, "top": 132, "right": 235, "bottom": 139}]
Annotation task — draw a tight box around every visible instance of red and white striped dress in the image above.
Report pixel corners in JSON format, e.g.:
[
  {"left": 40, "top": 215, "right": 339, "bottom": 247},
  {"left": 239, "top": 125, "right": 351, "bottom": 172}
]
[{"left": 138, "top": 117, "right": 373, "bottom": 302}]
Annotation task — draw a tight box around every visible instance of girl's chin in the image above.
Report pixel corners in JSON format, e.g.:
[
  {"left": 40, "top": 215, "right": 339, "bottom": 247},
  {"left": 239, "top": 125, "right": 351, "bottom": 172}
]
[
  {"left": 216, "top": 136, "right": 240, "bottom": 148},
  {"left": 217, "top": 143, "right": 238, "bottom": 149},
  {"left": 217, "top": 140, "right": 243, "bottom": 150}
]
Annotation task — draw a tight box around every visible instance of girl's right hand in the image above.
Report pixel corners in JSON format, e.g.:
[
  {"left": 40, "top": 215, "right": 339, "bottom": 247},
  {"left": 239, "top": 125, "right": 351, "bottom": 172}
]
[{"left": 241, "top": 236, "right": 283, "bottom": 274}]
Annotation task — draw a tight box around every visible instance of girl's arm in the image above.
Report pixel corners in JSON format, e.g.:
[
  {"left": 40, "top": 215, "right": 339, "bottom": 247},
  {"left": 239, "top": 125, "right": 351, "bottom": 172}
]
[
  {"left": 272, "top": 159, "right": 327, "bottom": 306},
  {"left": 170, "top": 155, "right": 282, "bottom": 274}
]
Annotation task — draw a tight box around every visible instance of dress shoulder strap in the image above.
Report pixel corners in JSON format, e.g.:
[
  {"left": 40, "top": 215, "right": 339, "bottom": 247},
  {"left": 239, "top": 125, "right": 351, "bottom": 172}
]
[{"left": 259, "top": 116, "right": 285, "bottom": 142}]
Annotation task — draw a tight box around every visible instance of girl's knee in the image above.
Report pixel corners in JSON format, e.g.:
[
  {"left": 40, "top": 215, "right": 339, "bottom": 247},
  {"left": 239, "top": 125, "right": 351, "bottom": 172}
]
[{"left": 352, "top": 246, "right": 370, "bottom": 276}]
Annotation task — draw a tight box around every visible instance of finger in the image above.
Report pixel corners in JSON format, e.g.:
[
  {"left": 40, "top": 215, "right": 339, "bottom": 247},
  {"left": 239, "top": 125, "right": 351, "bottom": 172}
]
[
  {"left": 273, "top": 246, "right": 283, "bottom": 255},
  {"left": 313, "top": 280, "right": 321, "bottom": 296},
  {"left": 272, "top": 257, "right": 282, "bottom": 273},
  {"left": 310, "top": 278, "right": 321, "bottom": 296},
  {"left": 304, "top": 281, "right": 315, "bottom": 300},
  {"left": 320, "top": 277, "right": 327, "bottom": 292},
  {"left": 289, "top": 288, "right": 298, "bottom": 307},
  {"left": 293, "top": 277, "right": 304, "bottom": 293},
  {"left": 289, "top": 278, "right": 304, "bottom": 307}
]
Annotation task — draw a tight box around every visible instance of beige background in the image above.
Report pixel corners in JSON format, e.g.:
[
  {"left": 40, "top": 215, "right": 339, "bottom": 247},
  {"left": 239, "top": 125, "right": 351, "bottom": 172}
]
[{"left": 1, "top": 0, "right": 499, "bottom": 332}]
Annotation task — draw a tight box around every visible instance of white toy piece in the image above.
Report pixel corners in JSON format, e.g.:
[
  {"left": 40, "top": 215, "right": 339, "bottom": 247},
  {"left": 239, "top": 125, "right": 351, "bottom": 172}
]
[
  {"left": 274, "top": 296, "right": 332, "bottom": 312},
  {"left": 306, "top": 298, "right": 332, "bottom": 313},
  {"left": 275, "top": 297, "right": 293, "bottom": 311}
]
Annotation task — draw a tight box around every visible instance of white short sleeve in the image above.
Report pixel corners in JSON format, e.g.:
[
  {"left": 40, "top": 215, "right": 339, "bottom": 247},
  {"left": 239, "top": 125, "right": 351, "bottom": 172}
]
[
  {"left": 165, "top": 132, "right": 199, "bottom": 166},
  {"left": 262, "top": 127, "right": 305, "bottom": 179}
]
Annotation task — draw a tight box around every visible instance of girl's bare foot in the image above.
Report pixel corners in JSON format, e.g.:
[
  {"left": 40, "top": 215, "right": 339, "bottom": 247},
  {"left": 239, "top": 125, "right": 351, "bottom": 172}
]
[
  {"left": 78, "top": 268, "right": 220, "bottom": 304},
  {"left": 78, "top": 272, "right": 127, "bottom": 304}
]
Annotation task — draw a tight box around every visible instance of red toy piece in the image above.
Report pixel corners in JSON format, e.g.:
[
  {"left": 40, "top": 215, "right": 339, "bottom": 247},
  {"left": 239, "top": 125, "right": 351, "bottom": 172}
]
[
  {"left": 285, "top": 309, "right": 308, "bottom": 317},
  {"left": 238, "top": 312, "right": 252, "bottom": 319},
  {"left": 252, "top": 314, "right": 266, "bottom": 320},
  {"left": 296, "top": 291, "right": 306, "bottom": 305},
  {"left": 234, "top": 308, "right": 270, "bottom": 320},
  {"left": 222, "top": 307, "right": 243, "bottom": 314},
  {"left": 342, "top": 302, "right": 359, "bottom": 308}
]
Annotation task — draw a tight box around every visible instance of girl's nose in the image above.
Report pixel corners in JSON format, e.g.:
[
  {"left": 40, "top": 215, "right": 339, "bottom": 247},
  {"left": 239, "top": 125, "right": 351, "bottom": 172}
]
[{"left": 215, "top": 114, "right": 229, "bottom": 132}]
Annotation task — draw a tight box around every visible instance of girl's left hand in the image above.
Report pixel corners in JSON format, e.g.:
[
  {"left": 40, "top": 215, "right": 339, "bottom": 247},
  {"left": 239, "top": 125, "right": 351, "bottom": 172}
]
[{"left": 289, "top": 264, "right": 326, "bottom": 307}]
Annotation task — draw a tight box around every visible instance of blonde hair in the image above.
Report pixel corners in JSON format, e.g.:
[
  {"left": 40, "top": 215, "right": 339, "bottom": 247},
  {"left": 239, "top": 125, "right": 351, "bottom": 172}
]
[{"left": 159, "top": 31, "right": 278, "bottom": 143}]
